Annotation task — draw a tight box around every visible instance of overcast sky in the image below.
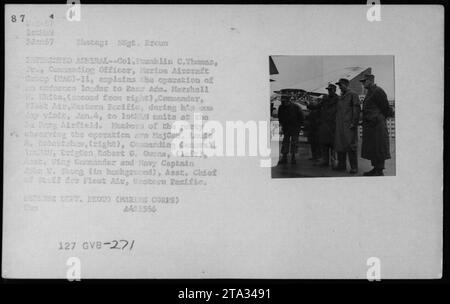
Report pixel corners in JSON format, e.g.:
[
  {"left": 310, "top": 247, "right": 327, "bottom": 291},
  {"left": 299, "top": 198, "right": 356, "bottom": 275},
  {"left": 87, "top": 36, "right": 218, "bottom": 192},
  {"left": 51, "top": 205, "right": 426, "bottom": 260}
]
[{"left": 270, "top": 55, "right": 395, "bottom": 100}]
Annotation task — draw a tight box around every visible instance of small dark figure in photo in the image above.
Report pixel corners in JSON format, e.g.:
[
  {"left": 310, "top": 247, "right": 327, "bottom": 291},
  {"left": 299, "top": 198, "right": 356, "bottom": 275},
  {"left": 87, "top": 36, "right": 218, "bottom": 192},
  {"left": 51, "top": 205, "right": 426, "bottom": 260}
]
[
  {"left": 277, "top": 95, "right": 304, "bottom": 165},
  {"left": 316, "top": 84, "right": 338, "bottom": 167},
  {"left": 305, "top": 98, "right": 322, "bottom": 161}
]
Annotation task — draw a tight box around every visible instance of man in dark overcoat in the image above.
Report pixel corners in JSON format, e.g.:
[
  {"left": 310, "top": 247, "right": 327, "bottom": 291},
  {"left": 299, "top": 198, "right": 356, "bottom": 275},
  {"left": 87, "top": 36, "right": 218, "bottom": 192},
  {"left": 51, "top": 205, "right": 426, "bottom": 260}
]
[
  {"left": 316, "top": 84, "right": 338, "bottom": 166},
  {"left": 305, "top": 99, "right": 322, "bottom": 161},
  {"left": 360, "top": 74, "right": 391, "bottom": 176}
]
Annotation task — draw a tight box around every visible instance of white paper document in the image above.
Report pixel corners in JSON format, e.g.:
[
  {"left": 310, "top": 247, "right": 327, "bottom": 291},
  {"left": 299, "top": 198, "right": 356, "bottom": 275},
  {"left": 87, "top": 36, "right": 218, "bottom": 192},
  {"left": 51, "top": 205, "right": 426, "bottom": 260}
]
[{"left": 3, "top": 4, "right": 444, "bottom": 279}]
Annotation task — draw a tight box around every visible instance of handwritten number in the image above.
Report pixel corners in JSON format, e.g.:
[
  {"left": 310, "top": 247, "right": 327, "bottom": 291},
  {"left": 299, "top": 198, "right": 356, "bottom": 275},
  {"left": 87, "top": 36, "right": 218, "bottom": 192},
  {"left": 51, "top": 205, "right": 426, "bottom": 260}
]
[
  {"left": 110, "top": 240, "right": 119, "bottom": 249},
  {"left": 119, "top": 240, "right": 129, "bottom": 250}
]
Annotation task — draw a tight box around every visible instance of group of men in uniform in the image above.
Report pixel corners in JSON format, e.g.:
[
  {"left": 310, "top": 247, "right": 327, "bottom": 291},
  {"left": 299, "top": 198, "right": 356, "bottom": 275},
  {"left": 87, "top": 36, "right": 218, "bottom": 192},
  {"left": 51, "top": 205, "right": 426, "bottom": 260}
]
[{"left": 277, "top": 73, "right": 392, "bottom": 176}]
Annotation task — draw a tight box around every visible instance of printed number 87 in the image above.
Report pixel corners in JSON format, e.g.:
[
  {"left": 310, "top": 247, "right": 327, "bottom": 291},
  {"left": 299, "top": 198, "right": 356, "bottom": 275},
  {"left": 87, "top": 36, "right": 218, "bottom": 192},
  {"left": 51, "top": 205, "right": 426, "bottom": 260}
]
[{"left": 11, "top": 15, "right": 25, "bottom": 22}]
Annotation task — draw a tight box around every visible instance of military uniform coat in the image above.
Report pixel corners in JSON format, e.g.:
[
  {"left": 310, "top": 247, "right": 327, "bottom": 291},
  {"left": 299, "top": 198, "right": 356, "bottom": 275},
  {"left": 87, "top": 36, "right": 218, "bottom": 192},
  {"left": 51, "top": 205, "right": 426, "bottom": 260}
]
[
  {"left": 334, "top": 89, "right": 361, "bottom": 152},
  {"left": 304, "top": 102, "right": 321, "bottom": 142},
  {"left": 278, "top": 102, "right": 304, "bottom": 132},
  {"left": 361, "top": 85, "right": 391, "bottom": 161},
  {"left": 317, "top": 93, "right": 338, "bottom": 145}
]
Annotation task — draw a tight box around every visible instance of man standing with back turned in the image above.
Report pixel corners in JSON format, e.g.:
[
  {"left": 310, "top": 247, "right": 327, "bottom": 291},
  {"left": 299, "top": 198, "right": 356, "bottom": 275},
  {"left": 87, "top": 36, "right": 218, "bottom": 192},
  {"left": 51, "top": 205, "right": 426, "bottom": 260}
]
[
  {"left": 334, "top": 78, "right": 361, "bottom": 174},
  {"left": 360, "top": 74, "right": 391, "bottom": 176}
]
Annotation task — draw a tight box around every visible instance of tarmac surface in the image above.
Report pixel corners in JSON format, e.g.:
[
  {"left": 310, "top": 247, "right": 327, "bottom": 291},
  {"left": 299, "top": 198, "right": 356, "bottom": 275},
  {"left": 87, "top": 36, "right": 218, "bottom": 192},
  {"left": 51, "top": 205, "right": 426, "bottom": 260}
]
[{"left": 271, "top": 137, "right": 396, "bottom": 178}]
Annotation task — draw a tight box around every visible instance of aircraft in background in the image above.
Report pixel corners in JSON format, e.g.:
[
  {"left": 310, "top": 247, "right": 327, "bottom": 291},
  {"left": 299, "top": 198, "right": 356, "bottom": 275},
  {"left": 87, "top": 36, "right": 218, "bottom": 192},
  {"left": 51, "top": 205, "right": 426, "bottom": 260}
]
[{"left": 271, "top": 66, "right": 371, "bottom": 118}]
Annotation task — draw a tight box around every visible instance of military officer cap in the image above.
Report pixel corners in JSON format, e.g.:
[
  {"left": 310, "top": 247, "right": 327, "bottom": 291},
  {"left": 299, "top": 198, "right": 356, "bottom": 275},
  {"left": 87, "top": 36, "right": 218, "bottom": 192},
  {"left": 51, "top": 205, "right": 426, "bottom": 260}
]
[
  {"left": 359, "top": 74, "right": 375, "bottom": 82},
  {"left": 335, "top": 78, "right": 350, "bottom": 86},
  {"left": 325, "top": 83, "right": 336, "bottom": 90}
]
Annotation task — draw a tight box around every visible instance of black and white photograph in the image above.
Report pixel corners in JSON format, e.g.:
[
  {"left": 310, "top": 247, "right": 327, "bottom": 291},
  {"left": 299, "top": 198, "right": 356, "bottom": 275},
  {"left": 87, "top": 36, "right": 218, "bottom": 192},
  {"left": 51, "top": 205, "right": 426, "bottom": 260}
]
[{"left": 271, "top": 55, "right": 396, "bottom": 178}]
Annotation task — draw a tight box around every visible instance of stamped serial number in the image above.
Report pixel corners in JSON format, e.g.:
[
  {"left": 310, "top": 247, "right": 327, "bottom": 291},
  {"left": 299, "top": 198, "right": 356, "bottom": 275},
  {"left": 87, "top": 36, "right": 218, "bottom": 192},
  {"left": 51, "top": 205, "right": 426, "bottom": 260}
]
[{"left": 123, "top": 204, "right": 157, "bottom": 213}]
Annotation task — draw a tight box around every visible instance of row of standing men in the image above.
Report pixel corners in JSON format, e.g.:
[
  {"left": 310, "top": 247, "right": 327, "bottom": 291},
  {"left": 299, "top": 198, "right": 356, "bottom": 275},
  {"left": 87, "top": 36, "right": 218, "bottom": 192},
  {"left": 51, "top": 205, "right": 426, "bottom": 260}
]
[{"left": 277, "top": 74, "right": 392, "bottom": 176}]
